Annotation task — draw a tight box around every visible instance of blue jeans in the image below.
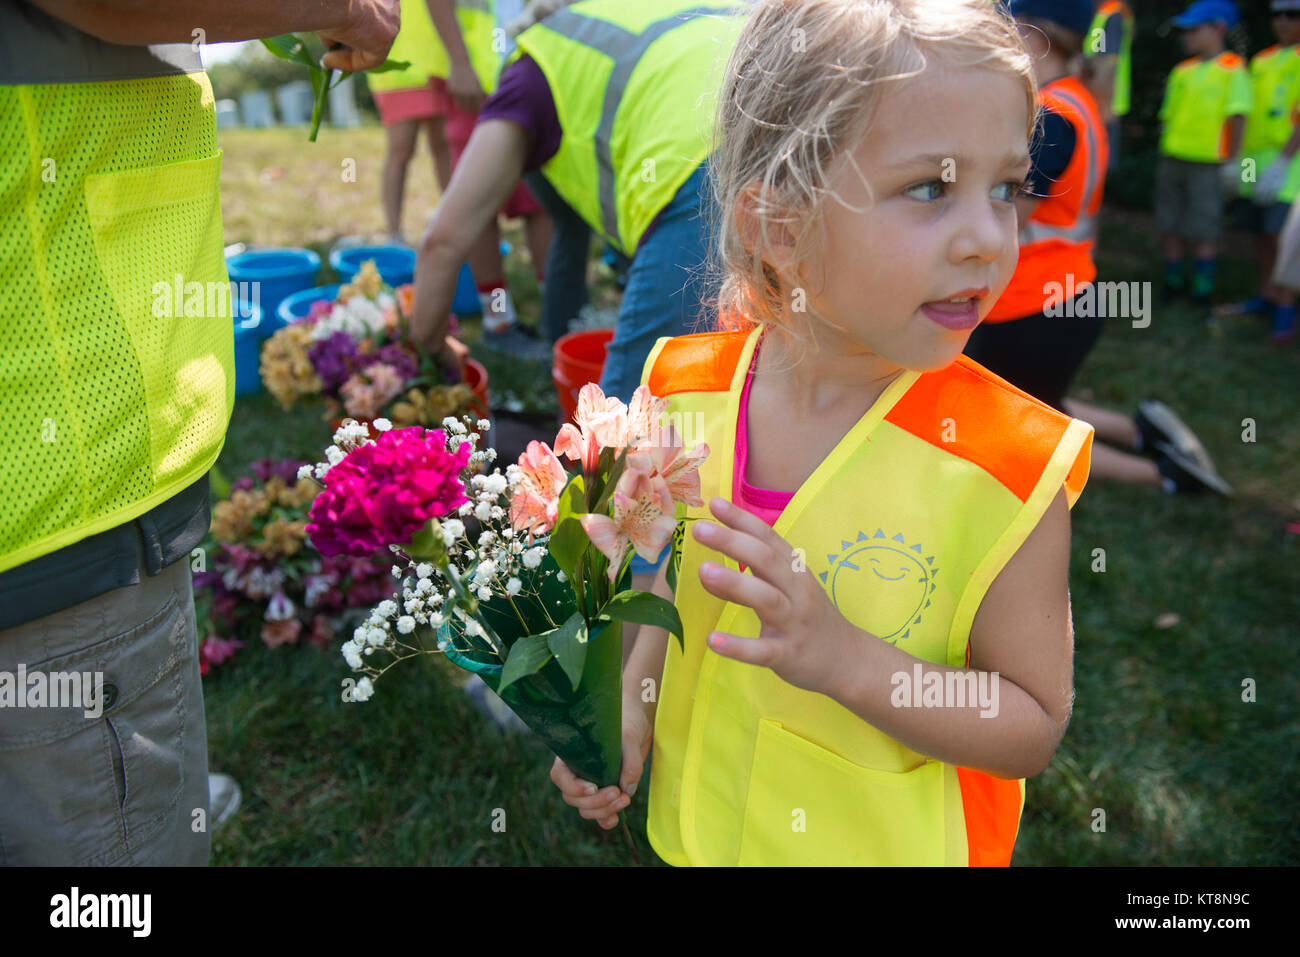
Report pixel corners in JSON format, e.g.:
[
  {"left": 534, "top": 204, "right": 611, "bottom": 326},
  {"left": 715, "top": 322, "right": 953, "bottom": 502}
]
[
  {"left": 601, "top": 159, "right": 720, "bottom": 575},
  {"left": 524, "top": 170, "right": 592, "bottom": 343}
]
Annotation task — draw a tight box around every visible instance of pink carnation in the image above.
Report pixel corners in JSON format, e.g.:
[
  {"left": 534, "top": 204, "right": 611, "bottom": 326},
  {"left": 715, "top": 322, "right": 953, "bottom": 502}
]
[{"left": 306, "top": 427, "right": 472, "bottom": 557}]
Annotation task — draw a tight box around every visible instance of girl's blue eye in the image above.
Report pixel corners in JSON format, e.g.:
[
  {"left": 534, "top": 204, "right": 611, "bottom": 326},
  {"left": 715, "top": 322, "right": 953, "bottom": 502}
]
[
  {"left": 994, "top": 179, "right": 1029, "bottom": 202},
  {"left": 905, "top": 179, "right": 1030, "bottom": 202},
  {"left": 904, "top": 180, "right": 944, "bottom": 201}
]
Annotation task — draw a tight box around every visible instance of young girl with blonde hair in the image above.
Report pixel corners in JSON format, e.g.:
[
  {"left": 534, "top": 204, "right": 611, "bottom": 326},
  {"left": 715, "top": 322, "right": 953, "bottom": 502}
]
[{"left": 549, "top": 0, "right": 1095, "bottom": 866}]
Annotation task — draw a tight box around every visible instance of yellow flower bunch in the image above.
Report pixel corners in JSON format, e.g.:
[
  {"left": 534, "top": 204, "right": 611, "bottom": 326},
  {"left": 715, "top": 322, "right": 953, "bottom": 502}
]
[
  {"left": 261, "top": 323, "right": 323, "bottom": 408},
  {"left": 389, "top": 383, "right": 477, "bottom": 428},
  {"left": 211, "top": 488, "right": 269, "bottom": 543},
  {"left": 254, "top": 518, "right": 309, "bottom": 558},
  {"left": 337, "top": 260, "right": 384, "bottom": 303}
]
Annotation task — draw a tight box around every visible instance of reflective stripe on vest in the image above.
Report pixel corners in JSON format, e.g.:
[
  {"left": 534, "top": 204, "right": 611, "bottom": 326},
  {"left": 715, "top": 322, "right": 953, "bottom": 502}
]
[
  {"left": 1019, "top": 87, "right": 1103, "bottom": 246},
  {"left": 541, "top": 3, "right": 737, "bottom": 248},
  {"left": 639, "top": 329, "right": 1094, "bottom": 865},
  {"left": 0, "top": 74, "right": 234, "bottom": 573},
  {"left": 515, "top": 1, "right": 745, "bottom": 253},
  {"left": 986, "top": 78, "right": 1107, "bottom": 322}
]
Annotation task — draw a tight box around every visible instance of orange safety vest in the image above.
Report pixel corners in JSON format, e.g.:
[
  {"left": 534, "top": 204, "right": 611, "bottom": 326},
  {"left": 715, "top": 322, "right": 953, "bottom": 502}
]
[
  {"left": 987, "top": 75, "right": 1108, "bottom": 322},
  {"left": 641, "top": 328, "right": 1094, "bottom": 865}
]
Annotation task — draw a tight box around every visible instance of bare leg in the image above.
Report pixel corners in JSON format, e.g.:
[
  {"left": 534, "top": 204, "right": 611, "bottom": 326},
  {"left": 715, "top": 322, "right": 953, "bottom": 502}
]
[
  {"left": 1192, "top": 239, "right": 1216, "bottom": 260},
  {"left": 422, "top": 116, "right": 453, "bottom": 194},
  {"left": 467, "top": 219, "right": 505, "bottom": 289},
  {"left": 1062, "top": 398, "right": 1138, "bottom": 449},
  {"left": 1088, "top": 442, "right": 1163, "bottom": 485},
  {"left": 523, "top": 210, "right": 555, "bottom": 279},
  {"left": 382, "top": 119, "right": 420, "bottom": 239},
  {"left": 1163, "top": 233, "right": 1184, "bottom": 261}
]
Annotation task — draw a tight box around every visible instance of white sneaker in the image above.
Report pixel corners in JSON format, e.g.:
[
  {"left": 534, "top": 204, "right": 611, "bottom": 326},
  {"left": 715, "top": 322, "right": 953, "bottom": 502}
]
[{"left": 208, "top": 772, "right": 242, "bottom": 831}]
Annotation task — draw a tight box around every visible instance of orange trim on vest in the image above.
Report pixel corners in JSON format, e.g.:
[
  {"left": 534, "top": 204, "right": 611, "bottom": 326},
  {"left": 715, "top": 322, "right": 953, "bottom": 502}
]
[
  {"left": 986, "top": 76, "right": 1106, "bottom": 322},
  {"left": 1219, "top": 52, "right": 1244, "bottom": 70},
  {"left": 955, "top": 767, "right": 1024, "bottom": 866},
  {"left": 883, "top": 355, "right": 1077, "bottom": 504},
  {"left": 647, "top": 330, "right": 749, "bottom": 396}
]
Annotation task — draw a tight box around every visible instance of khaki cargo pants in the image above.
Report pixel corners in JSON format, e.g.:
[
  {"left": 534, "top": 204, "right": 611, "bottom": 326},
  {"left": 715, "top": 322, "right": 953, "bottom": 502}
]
[{"left": 0, "top": 549, "right": 210, "bottom": 865}]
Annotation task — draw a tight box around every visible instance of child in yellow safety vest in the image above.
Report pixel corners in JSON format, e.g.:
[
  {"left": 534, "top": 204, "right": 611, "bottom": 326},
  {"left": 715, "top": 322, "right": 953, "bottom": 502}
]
[
  {"left": 549, "top": 0, "right": 1095, "bottom": 865},
  {"left": 1215, "top": 0, "right": 1300, "bottom": 343},
  {"left": 1156, "top": 0, "right": 1252, "bottom": 307}
]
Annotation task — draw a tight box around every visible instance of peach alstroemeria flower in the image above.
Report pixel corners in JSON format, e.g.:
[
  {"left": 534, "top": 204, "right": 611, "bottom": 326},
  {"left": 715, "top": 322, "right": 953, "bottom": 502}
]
[
  {"left": 554, "top": 382, "right": 625, "bottom": 474},
  {"left": 510, "top": 440, "right": 569, "bottom": 542},
  {"left": 628, "top": 422, "right": 710, "bottom": 507},
  {"left": 624, "top": 385, "right": 669, "bottom": 453},
  {"left": 579, "top": 464, "right": 677, "bottom": 580}
]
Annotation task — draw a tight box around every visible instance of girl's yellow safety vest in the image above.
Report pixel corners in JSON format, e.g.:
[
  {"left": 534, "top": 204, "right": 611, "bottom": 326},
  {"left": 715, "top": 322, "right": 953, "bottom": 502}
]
[{"left": 640, "top": 328, "right": 1094, "bottom": 866}]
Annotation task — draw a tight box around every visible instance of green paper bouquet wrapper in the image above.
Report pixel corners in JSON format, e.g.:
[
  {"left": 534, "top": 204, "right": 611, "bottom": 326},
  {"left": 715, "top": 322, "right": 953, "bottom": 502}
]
[{"left": 436, "top": 557, "right": 631, "bottom": 789}]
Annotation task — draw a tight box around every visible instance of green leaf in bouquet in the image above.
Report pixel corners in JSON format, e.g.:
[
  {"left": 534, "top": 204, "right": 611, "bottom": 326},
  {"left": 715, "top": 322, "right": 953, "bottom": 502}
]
[
  {"left": 598, "top": 590, "right": 685, "bottom": 651},
  {"left": 259, "top": 35, "right": 318, "bottom": 69},
  {"left": 547, "top": 518, "right": 587, "bottom": 586},
  {"left": 545, "top": 611, "right": 589, "bottom": 692},
  {"left": 555, "top": 475, "right": 586, "bottom": 522},
  {"left": 402, "top": 522, "right": 446, "bottom": 561},
  {"left": 497, "top": 632, "right": 552, "bottom": 695},
  {"left": 354, "top": 58, "right": 412, "bottom": 77}
]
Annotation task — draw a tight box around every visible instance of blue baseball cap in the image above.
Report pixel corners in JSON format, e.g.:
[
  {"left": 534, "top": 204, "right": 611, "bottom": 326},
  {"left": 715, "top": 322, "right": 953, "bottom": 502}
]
[
  {"left": 1172, "top": 1, "right": 1240, "bottom": 29},
  {"left": 1006, "top": 0, "right": 1094, "bottom": 36}
]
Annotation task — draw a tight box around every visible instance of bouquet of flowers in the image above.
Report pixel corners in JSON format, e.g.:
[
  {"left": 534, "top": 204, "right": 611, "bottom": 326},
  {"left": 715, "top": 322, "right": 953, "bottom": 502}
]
[
  {"left": 301, "top": 384, "right": 709, "bottom": 796},
  {"left": 259, "top": 260, "right": 483, "bottom": 428},
  {"left": 193, "top": 457, "right": 396, "bottom": 676}
]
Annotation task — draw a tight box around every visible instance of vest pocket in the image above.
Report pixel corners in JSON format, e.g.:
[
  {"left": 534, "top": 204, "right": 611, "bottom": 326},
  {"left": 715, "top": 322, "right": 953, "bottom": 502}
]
[
  {"left": 737, "top": 717, "right": 946, "bottom": 866},
  {"left": 83, "top": 152, "right": 232, "bottom": 490}
]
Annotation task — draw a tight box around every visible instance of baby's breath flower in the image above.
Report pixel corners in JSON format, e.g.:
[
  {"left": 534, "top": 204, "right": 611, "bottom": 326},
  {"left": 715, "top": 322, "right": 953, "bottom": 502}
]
[
  {"left": 352, "top": 676, "right": 374, "bottom": 702},
  {"left": 396, "top": 616, "right": 416, "bottom": 635},
  {"left": 373, "top": 417, "right": 392, "bottom": 431},
  {"left": 506, "top": 577, "right": 522, "bottom": 596}
]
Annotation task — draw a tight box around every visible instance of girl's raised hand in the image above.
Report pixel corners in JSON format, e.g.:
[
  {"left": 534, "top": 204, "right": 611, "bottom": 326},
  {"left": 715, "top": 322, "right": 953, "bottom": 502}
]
[{"left": 692, "top": 497, "right": 853, "bottom": 696}]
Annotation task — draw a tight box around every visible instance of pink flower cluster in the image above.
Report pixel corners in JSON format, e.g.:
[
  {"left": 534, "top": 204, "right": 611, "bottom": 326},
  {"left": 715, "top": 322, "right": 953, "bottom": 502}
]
[
  {"left": 511, "top": 384, "right": 709, "bottom": 579},
  {"left": 307, "top": 427, "right": 472, "bottom": 557},
  {"left": 340, "top": 362, "right": 407, "bottom": 420}
]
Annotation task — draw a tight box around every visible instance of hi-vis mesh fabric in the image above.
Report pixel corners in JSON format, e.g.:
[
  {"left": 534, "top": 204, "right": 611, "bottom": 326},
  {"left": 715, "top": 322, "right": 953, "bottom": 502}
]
[{"left": 0, "top": 73, "right": 234, "bottom": 574}]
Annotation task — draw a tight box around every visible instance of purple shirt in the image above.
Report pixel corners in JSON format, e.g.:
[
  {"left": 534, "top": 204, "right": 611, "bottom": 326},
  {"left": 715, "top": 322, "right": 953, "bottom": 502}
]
[{"left": 479, "top": 55, "right": 563, "bottom": 173}]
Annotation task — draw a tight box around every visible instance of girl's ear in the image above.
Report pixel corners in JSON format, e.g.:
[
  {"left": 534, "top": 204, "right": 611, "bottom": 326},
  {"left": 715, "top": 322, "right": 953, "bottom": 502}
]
[{"left": 733, "top": 181, "right": 799, "bottom": 276}]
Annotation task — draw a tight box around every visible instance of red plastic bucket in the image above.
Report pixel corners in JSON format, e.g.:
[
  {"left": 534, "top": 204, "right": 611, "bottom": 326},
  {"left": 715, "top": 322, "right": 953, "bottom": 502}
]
[{"left": 553, "top": 329, "right": 614, "bottom": 423}]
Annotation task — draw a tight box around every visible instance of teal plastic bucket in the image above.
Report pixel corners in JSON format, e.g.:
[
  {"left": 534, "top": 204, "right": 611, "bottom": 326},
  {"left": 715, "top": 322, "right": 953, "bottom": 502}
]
[
  {"left": 232, "top": 300, "right": 264, "bottom": 397},
  {"left": 226, "top": 248, "right": 321, "bottom": 321},
  {"left": 274, "top": 283, "right": 341, "bottom": 331},
  {"left": 330, "top": 245, "right": 415, "bottom": 286}
]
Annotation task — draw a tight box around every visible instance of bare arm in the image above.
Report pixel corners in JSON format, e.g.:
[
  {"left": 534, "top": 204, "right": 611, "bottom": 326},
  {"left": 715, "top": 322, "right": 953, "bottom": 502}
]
[
  {"left": 825, "top": 489, "right": 1075, "bottom": 779},
  {"left": 426, "top": 0, "right": 485, "bottom": 112},
  {"left": 412, "top": 118, "right": 527, "bottom": 353},
  {"left": 623, "top": 557, "right": 673, "bottom": 725},
  {"left": 28, "top": 0, "right": 399, "bottom": 71}
]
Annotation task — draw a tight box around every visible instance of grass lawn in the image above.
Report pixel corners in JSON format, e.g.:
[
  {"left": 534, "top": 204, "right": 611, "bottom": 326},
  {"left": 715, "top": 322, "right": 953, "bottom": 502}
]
[{"left": 205, "top": 128, "right": 1299, "bottom": 866}]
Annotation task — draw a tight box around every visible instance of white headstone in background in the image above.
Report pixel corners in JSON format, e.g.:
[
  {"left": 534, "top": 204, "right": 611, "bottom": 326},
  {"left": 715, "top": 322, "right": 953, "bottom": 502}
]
[
  {"left": 276, "top": 80, "right": 314, "bottom": 127},
  {"left": 328, "top": 74, "right": 361, "bottom": 128},
  {"left": 215, "top": 99, "right": 240, "bottom": 129},
  {"left": 240, "top": 89, "right": 275, "bottom": 128}
]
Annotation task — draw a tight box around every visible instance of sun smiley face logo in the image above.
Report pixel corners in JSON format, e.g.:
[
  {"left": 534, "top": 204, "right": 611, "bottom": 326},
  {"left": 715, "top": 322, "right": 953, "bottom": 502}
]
[{"left": 818, "top": 529, "right": 938, "bottom": 644}]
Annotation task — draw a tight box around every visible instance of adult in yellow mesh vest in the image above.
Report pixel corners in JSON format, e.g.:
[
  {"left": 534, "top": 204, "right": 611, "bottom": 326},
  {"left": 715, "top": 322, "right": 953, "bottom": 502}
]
[
  {"left": 410, "top": 0, "right": 744, "bottom": 398},
  {"left": 0, "top": 0, "right": 396, "bottom": 866},
  {"left": 549, "top": 0, "right": 1093, "bottom": 865}
]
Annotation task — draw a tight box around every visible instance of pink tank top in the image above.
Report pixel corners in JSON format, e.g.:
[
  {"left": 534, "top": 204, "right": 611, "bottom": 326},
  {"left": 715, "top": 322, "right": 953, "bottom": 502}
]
[{"left": 733, "top": 332, "right": 793, "bottom": 552}]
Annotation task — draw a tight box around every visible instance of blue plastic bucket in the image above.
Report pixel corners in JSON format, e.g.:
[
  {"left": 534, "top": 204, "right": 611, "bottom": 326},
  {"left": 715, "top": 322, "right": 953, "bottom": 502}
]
[
  {"left": 232, "top": 301, "right": 264, "bottom": 397},
  {"left": 275, "top": 283, "right": 341, "bottom": 331},
  {"left": 226, "top": 248, "right": 321, "bottom": 322},
  {"left": 330, "top": 245, "right": 416, "bottom": 286}
]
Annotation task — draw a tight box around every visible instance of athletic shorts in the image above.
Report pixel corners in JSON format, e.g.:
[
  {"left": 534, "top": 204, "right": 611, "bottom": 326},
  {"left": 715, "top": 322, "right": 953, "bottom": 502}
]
[
  {"left": 445, "top": 101, "right": 543, "bottom": 219},
  {"left": 1154, "top": 155, "right": 1224, "bottom": 243},
  {"left": 373, "top": 77, "right": 454, "bottom": 127},
  {"left": 961, "top": 289, "right": 1106, "bottom": 413},
  {"left": 1229, "top": 196, "right": 1292, "bottom": 236}
]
